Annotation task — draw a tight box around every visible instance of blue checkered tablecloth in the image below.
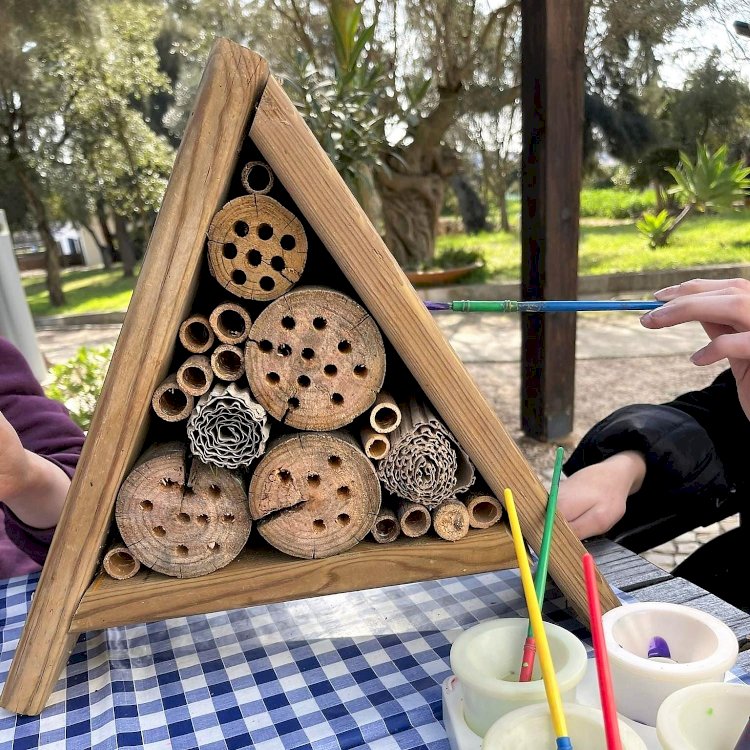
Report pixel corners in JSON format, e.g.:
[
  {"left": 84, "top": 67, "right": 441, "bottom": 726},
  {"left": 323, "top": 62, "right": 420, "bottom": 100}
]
[{"left": 0, "top": 569, "right": 746, "bottom": 750}]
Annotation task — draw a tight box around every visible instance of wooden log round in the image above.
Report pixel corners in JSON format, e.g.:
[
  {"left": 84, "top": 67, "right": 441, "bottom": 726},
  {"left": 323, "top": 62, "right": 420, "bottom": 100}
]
[
  {"left": 246, "top": 287, "right": 386, "bottom": 430},
  {"left": 240, "top": 160, "right": 275, "bottom": 195},
  {"left": 463, "top": 492, "right": 503, "bottom": 529},
  {"left": 369, "top": 391, "right": 402, "bottom": 434},
  {"left": 179, "top": 314, "right": 215, "bottom": 354},
  {"left": 211, "top": 344, "right": 245, "bottom": 381},
  {"left": 177, "top": 355, "right": 214, "bottom": 397},
  {"left": 397, "top": 500, "right": 431, "bottom": 538},
  {"left": 248, "top": 432, "right": 381, "bottom": 559},
  {"left": 206, "top": 195, "right": 307, "bottom": 301},
  {"left": 432, "top": 500, "right": 470, "bottom": 541},
  {"left": 102, "top": 539, "right": 141, "bottom": 580},
  {"left": 361, "top": 427, "right": 390, "bottom": 460},
  {"left": 209, "top": 302, "right": 252, "bottom": 345},
  {"left": 187, "top": 383, "right": 270, "bottom": 469},
  {"left": 116, "top": 442, "right": 251, "bottom": 578},
  {"left": 152, "top": 375, "right": 195, "bottom": 422},
  {"left": 371, "top": 507, "right": 399, "bottom": 544}
]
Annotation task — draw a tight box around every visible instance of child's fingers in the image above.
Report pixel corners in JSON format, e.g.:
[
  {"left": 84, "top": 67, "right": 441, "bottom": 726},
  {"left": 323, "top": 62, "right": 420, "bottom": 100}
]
[
  {"left": 641, "top": 295, "right": 750, "bottom": 331},
  {"left": 655, "top": 278, "right": 750, "bottom": 300},
  {"left": 567, "top": 506, "right": 614, "bottom": 541},
  {"left": 691, "top": 331, "right": 750, "bottom": 365}
]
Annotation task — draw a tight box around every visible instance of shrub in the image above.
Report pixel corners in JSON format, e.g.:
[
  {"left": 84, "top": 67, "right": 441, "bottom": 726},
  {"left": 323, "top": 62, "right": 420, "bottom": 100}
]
[
  {"left": 580, "top": 188, "right": 657, "bottom": 219},
  {"left": 636, "top": 210, "right": 675, "bottom": 248}
]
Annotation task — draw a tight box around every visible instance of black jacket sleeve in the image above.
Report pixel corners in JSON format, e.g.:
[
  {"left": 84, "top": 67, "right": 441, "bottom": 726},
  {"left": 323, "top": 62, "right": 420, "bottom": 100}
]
[{"left": 563, "top": 369, "right": 747, "bottom": 528}]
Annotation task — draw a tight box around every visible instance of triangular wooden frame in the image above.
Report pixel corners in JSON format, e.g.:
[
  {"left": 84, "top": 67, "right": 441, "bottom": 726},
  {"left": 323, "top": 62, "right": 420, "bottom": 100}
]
[{"left": 0, "top": 39, "right": 618, "bottom": 716}]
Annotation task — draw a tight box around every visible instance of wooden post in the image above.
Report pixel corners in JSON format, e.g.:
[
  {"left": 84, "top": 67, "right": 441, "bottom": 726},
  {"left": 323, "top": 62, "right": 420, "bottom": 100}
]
[{"left": 520, "top": 0, "right": 586, "bottom": 440}]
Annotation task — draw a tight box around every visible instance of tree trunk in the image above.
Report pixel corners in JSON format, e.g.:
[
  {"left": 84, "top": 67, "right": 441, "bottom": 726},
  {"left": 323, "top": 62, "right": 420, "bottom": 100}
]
[
  {"left": 449, "top": 173, "right": 488, "bottom": 234},
  {"left": 15, "top": 165, "right": 65, "bottom": 307},
  {"left": 498, "top": 184, "right": 511, "bottom": 233},
  {"left": 662, "top": 203, "right": 694, "bottom": 244},
  {"left": 95, "top": 199, "right": 116, "bottom": 268},
  {"left": 114, "top": 214, "right": 136, "bottom": 277}
]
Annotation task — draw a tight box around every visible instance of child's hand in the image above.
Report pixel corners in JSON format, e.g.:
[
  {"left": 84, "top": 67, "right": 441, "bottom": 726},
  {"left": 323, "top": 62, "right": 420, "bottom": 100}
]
[
  {"left": 643, "top": 278, "right": 750, "bottom": 419},
  {"left": 557, "top": 451, "right": 646, "bottom": 539}
]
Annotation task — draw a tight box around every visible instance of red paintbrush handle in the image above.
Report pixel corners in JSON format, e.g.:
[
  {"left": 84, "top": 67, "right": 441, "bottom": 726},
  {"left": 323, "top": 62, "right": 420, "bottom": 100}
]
[{"left": 518, "top": 637, "right": 536, "bottom": 682}]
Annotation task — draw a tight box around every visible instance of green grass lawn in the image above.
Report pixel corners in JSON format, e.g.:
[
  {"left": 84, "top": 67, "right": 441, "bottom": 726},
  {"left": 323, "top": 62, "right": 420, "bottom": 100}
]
[
  {"left": 437, "top": 212, "right": 750, "bottom": 283},
  {"left": 23, "top": 266, "right": 139, "bottom": 317}
]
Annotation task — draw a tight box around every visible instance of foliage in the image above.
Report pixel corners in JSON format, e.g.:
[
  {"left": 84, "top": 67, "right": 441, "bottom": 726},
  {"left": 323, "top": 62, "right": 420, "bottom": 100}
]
[
  {"left": 45, "top": 345, "right": 113, "bottom": 431},
  {"left": 407, "top": 246, "right": 484, "bottom": 273},
  {"left": 636, "top": 209, "right": 675, "bottom": 248},
  {"left": 580, "top": 188, "right": 656, "bottom": 219}
]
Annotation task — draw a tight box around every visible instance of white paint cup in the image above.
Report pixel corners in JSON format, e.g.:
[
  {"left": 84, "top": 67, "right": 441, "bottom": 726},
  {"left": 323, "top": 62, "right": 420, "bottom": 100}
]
[
  {"left": 602, "top": 602, "right": 739, "bottom": 725},
  {"left": 657, "top": 682, "right": 750, "bottom": 750},
  {"left": 481, "top": 702, "right": 648, "bottom": 749},
  {"left": 449, "top": 617, "right": 587, "bottom": 737}
]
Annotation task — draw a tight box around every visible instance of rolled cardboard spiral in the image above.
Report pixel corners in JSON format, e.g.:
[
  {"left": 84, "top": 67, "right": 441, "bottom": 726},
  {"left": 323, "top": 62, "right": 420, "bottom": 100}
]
[
  {"left": 177, "top": 355, "right": 214, "bottom": 397},
  {"left": 179, "top": 314, "right": 215, "bottom": 354},
  {"left": 207, "top": 194, "right": 307, "bottom": 301},
  {"left": 248, "top": 432, "right": 381, "bottom": 559},
  {"left": 245, "top": 287, "right": 386, "bottom": 430},
  {"left": 115, "top": 442, "right": 251, "bottom": 578},
  {"left": 187, "top": 383, "right": 270, "bottom": 470},
  {"left": 377, "top": 399, "right": 475, "bottom": 509},
  {"left": 209, "top": 302, "right": 252, "bottom": 345},
  {"left": 152, "top": 374, "right": 194, "bottom": 422}
]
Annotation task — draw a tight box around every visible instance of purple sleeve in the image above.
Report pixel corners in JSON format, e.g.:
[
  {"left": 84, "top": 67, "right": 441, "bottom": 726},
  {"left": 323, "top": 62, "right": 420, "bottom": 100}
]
[{"left": 0, "top": 337, "right": 85, "bottom": 562}]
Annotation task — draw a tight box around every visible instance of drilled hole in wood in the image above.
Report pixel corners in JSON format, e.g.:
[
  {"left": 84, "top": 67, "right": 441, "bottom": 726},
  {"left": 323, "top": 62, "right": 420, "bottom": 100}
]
[
  {"left": 270, "top": 256, "right": 285, "bottom": 272},
  {"left": 186, "top": 322, "right": 210, "bottom": 347},
  {"left": 232, "top": 269, "right": 247, "bottom": 285},
  {"left": 247, "top": 249, "right": 262, "bottom": 266},
  {"left": 288, "top": 396, "right": 300, "bottom": 409},
  {"left": 301, "top": 347, "right": 315, "bottom": 360},
  {"left": 338, "top": 340, "right": 352, "bottom": 353},
  {"left": 307, "top": 473, "right": 320, "bottom": 487},
  {"left": 474, "top": 501, "right": 499, "bottom": 524},
  {"left": 183, "top": 367, "right": 207, "bottom": 389},
  {"left": 140, "top": 499, "right": 153, "bottom": 511},
  {"left": 331, "top": 393, "right": 344, "bottom": 405},
  {"left": 176, "top": 544, "right": 189, "bottom": 556},
  {"left": 223, "top": 243, "right": 237, "bottom": 259},
  {"left": 313, "top": 316, "right": 327, "bottom": 330},
  {"left": 259, "top": 276, "right": 275, "bottom": 292},
  {"left": 336, "top": 513, "right": 351, "bottom": 526},
  {"left": 337, "top": 486, "right": 350, "bottom": 499},
  {"left": 313, "top": 519, "right": 326, "bottom": 532},
  {"left": 281, "top": 315, "right": 296, "bottom": 330},
  {"left": 159, "top": 388, "right": 187, "bottom": 417},
  {"left": 376, "top": 517, "right": 397, "bottom": 536},
  {"left": 266, "top": 371, "right": 280, "bottom": 384},
  {"left": 328, "top": 455, "right": 342, "bottom": 468},
  {"left": 153, "top": 525, "right": 166, "bottom": 537},
  {"left": 208, "top": 484, "right": 221, "bottom": 498},
  {"left": 277, "top": 343, "right": 292, "bottom": 356},
  {"left": 297, "top": 374, "right": 311, "bottom": 388},
  {"left": 279, "top": 469, "right": 292, "bottom": 483},
  {"left": 217, "top": 309, "right": 247, "bottom": 338},
  {"left": 324, "top": 364, "right": 338, "bottom": 377},
  {"left": 353, "top": 364, "right": 368, "bottom": 378},
  {"left": 197, "top": 514, "right": 210, "bottom": 526},
  {"left": 234, "top": 220, "right": 249, "bottom": 237},
  {"left": 257, "top": 222, "right": 273, "bottom": 240},
  {"left": 259, "top": 339, "right": 274, "bottom": 352},
  {"left": 216, "top": 349, "right": 242, "bottom": 374},
  {"left": 177, "top": 512, "right": 191, "bottom": 523},
  {"left": 280, "top": 234, "right": 296, "bottom": 250},
  {"left": 223, "top": 513, "right": 235, "bottom": 523}
]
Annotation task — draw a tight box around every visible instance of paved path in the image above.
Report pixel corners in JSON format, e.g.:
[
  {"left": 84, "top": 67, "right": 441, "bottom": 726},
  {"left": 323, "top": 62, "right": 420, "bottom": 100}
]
[{"left": 36, "top": 312, "right": 734, "bottom": 571}]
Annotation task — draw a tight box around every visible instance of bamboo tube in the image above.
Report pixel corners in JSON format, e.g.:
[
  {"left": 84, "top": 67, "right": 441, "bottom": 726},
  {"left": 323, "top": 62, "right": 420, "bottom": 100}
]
[
  {"left": 102, "top": 538, "right": 141, "bottom": 580},
  {"left": 176, "top": 355, "right": 213, "bottom": 397},
  {"left": 248, "top": 432, "right": 381, "bottom": 559},
  {"left": 152, "top": 375, "right": 194, "bottom": 422},
  {"left": 206, "top": 194, "right": 307, "bottom": 301},
  {"left": 361, "top": 427, "right": 390, "bottom": 460},
  {"left": 115, "top": 442, "right": 251, "bottom": 578},
  {"left": 378, "top": 399, "right": 475, "bottom": 508},
  {"left": 240, "top": 160, "right": 275, "bottom": 195},
  {"left": 369, "top": 391, "right": 402, "bottom": 434},
  {"left": 209, "top": 302, "right": 252, "bottom": 345},
  {"left": 397, "top": 500, "right": 431, "bottom": 538},
  {"left": 211, "top": 344, "right": 245, "bottom": 381},
  {"left": 179, "top": 314, "right": 215, "bottom": 354},
  {"left": 187, "top": 383, "right": 270, "bottom": 469},
  {"left": 463, "top": 492, "right": 504, "bottom": 529},
  {"left": 371, "top": 508, "right": 399, "bottom": 544},
  {"left": 432, "top": 500, "right": 470, "bottom": 541},
  {"left": 246, "top": 287, "right": 386, "bottom": 431}
]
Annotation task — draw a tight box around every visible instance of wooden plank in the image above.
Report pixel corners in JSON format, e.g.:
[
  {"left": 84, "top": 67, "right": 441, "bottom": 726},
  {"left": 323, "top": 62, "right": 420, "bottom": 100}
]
[
  {"left": 249, "top": 75, "right": 618, "bottom": 625},
  {"left": 519, "top": 0, "right": 586, "bottom": 440},
  {"left": 0, "top": 40, "right": 270, "bottom": 716},
  {"left": 72, "top": 526, "right": 517, "bottom": 632},
  {"left": 586, "top": 538, "right": 672, "bottom": 592}
]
